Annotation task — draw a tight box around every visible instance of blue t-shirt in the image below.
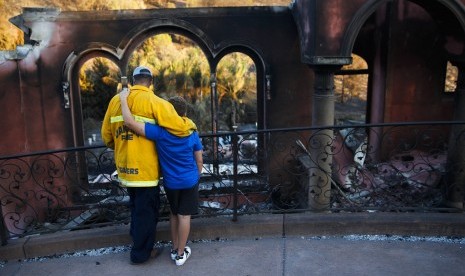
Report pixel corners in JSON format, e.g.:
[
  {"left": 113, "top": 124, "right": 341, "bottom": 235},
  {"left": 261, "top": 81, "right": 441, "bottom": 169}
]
[{"left": 145, "top": 123, "right": 202, "bottom": 189}]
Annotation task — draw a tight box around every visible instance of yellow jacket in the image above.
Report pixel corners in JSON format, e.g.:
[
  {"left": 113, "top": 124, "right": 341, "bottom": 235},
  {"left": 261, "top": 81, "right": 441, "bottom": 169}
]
[{"left": 101, "top": 85, "right": 196, "bottom": 187}]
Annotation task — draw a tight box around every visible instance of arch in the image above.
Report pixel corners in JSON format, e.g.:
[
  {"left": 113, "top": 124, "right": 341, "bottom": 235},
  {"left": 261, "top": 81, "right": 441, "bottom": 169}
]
[
  {"left": 117, "top": 18, "right": 216, "bottom": 72},
  {"left": 61, "top": 45, "right": 121, "bottom": 147},
  {"left": 213, "top": 41, "right": 268, "bottom": 72},
  {"left": 208, "top": 47, "right": 264, "bottom": 173},
  {"left": 341, "top": 0, "right": 465, "bottom": 57},
  {"left": 62, "top": 42, "right": 120, "bottom": 85},
  {"left": 213, "top": 43, "right": 269, "bottom": 131}
]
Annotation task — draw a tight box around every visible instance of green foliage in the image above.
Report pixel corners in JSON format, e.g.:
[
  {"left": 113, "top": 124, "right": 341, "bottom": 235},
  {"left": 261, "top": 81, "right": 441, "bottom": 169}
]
[
  {"left": 216, "top": 53, "right": 257, "bottom": 131},
  {"left": 0, "top": 23, "right": 22, "bottom": 50},
  {"left": 80, "top": 57, "right": 119, "bottom": 130},
  {"left": 0, "top": 0, "right": 23, "bottom": 49},
  {"left": 445, "top": 62, "right": 458, "bottom": 92},
  {"left": 125, "top": 33, "right": 257, "bottom": 133},
  {"left": 129, "top": 34, "right": 211, "bottom": 131},
  {"left": 335, "top": 54, "right": 368, "bottom": 102}
]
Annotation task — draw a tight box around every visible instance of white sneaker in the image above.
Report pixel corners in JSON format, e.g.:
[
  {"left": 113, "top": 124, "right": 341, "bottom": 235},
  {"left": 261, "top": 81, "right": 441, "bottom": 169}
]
[
  {"left": 175, "top": 246, "right": 191, "bottom": 266},
  {"left": 170, "top": 248, "right": 177, "bottom": 261}
]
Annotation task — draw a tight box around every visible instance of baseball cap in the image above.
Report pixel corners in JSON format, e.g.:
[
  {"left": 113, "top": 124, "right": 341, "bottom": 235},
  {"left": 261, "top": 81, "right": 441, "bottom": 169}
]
[{"left": 132, "top": 66, "right": 153, "bottom": 77}]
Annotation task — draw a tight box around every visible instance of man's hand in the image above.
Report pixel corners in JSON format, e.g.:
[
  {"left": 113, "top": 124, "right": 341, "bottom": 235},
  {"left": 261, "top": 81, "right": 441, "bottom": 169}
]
[{"left": 119, "top": 88, "right": 130, "bottom": 102}]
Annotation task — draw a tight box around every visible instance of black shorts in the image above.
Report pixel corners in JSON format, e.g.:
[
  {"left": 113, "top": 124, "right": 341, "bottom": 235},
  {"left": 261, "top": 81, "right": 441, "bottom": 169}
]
[{"left": 164, "top": 183, "right": 199, "bottom": 216}]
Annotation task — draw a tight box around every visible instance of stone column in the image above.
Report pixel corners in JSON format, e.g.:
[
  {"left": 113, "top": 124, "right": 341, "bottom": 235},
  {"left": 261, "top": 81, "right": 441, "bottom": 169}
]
[
  {"left": 445, "top": 63, "right": 465, "bottom": 209},
  {"left": 308, "top": 67, "right": 337, "bottom": 210}
]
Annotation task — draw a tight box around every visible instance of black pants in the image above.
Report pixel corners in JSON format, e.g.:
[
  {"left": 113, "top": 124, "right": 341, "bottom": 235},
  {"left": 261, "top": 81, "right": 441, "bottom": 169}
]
[{"left": 127, "top": 186, "right": 160, "bottom": 263}]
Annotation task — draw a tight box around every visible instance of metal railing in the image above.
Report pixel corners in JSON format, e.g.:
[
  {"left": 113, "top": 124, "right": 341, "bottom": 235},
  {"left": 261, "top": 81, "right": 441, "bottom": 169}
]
[{"left": 1, "top": 121, "right": 464, "bottom": 245}]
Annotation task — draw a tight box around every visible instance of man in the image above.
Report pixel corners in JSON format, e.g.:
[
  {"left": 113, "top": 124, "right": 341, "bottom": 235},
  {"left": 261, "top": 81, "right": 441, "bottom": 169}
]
[
  {"left": 120, "top": 89, "right": 203, "bottom": 266},
  {"left": 101, "top": 66, "right": 196, "bottom": 264}
]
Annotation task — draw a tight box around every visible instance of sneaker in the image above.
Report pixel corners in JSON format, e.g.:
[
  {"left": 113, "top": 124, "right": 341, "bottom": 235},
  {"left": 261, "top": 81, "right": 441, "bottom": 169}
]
[
  {"left": 175, "top": 246, "right": 191, "bottom": 266},
  {"left": 170, "top": 248, "right": 177, "bottom": 261}
]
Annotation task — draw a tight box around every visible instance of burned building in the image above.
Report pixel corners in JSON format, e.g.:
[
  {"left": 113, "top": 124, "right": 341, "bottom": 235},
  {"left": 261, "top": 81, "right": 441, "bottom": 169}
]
[{"left": 1, "top": 0, "right": 464, "bottom": 239}]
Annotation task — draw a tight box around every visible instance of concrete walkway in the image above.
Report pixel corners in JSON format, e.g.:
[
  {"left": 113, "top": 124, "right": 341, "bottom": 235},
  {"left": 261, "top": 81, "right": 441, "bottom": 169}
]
[
  {"left": 1, "top": 213, "right": 465, "bottom": 275},
  {"left": 2, "top": 235, "right": 465, "bottom": 276}
]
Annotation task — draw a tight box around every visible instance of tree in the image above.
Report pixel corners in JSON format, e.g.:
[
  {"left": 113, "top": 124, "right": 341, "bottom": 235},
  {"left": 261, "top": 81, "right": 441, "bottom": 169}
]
[
  {"left": 216, "top": 52, "right": 257, "bottom": 131},
  {"left": 80, "top": 57, "right": 119, "bottom": 135}
]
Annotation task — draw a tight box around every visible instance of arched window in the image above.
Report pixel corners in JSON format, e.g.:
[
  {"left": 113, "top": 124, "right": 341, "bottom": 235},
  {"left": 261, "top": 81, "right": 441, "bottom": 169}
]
[
  {"left": 213, "top": 52, "right": 258, "bottom": 169},
  {"left": 216, "top": 52, "right": 257, "bottom": 132},
  {"left": 79, "top": 57, "right": 120, "bottom": 146}
]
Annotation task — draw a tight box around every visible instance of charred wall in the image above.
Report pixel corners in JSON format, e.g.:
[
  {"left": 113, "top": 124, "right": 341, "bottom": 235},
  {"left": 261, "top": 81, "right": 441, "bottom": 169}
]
[
  {"left": 0, "top": 0, "right": 464, "bottom": 221},
  {"left": 0, "top": 7, "right": 312, "bottom": 156}
]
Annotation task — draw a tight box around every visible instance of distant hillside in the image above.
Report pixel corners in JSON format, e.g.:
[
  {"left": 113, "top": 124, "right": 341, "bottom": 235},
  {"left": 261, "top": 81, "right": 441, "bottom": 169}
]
[{"left": 0, "top": 0, "right": 291, "bottom": 50}]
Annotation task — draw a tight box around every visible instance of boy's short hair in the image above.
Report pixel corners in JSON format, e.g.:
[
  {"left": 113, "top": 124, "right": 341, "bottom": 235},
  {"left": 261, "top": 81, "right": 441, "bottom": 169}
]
[{"left": 169, "top": 96, "right": 188, "bottom": 116}]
